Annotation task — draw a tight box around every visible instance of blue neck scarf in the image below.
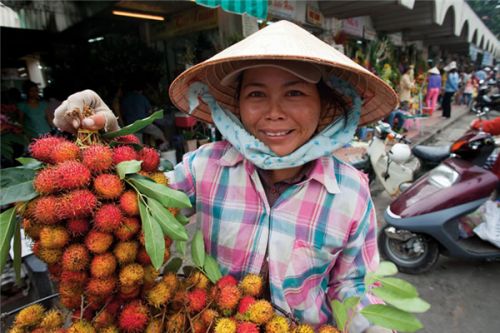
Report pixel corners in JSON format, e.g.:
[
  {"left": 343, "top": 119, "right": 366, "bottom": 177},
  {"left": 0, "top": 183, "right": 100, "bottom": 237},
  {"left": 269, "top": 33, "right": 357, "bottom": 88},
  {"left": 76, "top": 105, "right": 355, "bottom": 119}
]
[{"left": 187, "top": 76, "right": 361, "bottom": 170}]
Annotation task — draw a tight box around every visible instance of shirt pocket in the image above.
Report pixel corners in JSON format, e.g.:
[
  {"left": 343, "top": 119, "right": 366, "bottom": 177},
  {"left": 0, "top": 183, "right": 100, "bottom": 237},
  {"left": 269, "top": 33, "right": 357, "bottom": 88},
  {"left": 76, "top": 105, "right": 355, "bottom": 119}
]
[{"left": 282, "top": 239, "right": 340, "bottom": 311}]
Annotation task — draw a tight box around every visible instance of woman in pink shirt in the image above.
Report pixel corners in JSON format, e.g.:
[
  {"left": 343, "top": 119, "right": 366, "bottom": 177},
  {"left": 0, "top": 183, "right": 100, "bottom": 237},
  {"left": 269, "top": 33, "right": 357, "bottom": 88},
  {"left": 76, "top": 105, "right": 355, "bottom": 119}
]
[{"left": 53, "top": 21, "right": 397, "bottom": 333}]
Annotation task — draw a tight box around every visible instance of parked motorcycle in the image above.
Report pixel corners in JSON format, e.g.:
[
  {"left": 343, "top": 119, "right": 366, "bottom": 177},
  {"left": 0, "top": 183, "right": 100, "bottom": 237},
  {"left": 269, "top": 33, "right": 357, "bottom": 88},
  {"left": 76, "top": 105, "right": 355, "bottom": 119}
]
[
  {"left": 470, "top": 80, "right": 500, "bottom": 114},
  {"left": 379, "top": 140, "right": 500, "bottom": 274}
]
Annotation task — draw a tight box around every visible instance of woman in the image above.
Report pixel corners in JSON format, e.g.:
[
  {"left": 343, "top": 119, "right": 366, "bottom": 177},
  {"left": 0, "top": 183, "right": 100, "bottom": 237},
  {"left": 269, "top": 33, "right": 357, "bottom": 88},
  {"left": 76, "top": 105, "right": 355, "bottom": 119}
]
[
  {"left": 425, "top": 66, "right": 441, "bottom": 115},
  {"left": 398, "top": 65, "right": 414, "bottom": 105},
  {"left": 17, "top": 81, "right": 52, "bottom": 138},
  {"left": 442, "top": 61, "right": 459, "bottom": 119},
  {"left": 54, "top": 21, "right": 397, "bottom": 333}
]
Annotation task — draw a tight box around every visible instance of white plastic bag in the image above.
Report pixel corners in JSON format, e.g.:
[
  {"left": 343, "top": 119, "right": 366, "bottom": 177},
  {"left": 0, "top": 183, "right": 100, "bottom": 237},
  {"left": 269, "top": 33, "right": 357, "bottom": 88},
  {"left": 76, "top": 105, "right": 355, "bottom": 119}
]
[{"left": 473, "top": 200, "right": 500, "bottom": 248}]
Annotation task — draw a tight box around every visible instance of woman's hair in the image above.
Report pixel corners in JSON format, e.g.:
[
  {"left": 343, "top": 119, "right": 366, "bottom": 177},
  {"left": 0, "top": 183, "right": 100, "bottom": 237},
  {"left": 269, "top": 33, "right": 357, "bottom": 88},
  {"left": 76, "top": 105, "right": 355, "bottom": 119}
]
[
  {"left": 22, "top": 80, "right": 38, "bottom": 94},
  {"left": 234, "top": 75, "right": 350, "bottom": 129}
]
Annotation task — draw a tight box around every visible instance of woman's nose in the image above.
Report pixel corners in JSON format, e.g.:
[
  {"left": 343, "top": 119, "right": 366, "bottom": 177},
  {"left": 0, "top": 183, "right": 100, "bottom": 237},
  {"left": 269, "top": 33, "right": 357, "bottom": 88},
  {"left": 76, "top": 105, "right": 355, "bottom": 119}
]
[{"left": 265, "top": 100, "right": 286, "bottom": 119}]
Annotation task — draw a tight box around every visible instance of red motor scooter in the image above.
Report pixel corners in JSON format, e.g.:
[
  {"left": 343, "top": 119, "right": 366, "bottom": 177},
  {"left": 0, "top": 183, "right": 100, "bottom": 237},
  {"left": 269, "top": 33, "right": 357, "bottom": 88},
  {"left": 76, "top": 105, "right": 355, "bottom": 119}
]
[{"left": 379, "top": 134, "right": 500, "bottom": 274}]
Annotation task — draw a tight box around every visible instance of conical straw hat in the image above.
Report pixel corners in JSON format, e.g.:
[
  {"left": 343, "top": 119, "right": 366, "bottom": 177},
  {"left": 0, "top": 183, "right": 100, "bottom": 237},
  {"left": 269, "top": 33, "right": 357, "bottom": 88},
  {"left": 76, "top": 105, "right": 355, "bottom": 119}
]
[{"left": 169, "top": 20, "right": 398, "bottom": 127}]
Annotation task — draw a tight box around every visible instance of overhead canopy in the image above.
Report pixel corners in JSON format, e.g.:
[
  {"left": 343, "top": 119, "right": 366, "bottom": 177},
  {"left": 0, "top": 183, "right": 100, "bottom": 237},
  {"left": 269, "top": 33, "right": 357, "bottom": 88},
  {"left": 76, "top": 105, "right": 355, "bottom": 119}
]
[{"left": 195, "top": 0, "right": 267, "bottom": 20}]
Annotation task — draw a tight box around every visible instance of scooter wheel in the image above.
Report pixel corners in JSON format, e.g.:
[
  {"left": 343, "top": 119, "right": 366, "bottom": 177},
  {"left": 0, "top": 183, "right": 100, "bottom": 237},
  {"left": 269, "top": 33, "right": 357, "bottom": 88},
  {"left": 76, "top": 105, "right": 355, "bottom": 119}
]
[{"left": 378, "top": 226, "right": 439, "bottom": 274}]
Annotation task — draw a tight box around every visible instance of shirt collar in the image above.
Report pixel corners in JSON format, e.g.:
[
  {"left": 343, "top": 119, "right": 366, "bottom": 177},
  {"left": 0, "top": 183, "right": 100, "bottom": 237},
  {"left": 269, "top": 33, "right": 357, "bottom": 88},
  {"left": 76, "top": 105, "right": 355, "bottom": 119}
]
[{"left": 218, "top": 143, "right": 340, "bottom": 194}]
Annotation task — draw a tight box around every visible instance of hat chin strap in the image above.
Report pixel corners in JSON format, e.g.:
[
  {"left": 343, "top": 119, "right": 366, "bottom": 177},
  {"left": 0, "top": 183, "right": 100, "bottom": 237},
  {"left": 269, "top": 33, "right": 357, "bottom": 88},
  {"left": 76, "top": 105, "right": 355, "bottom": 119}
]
[{"left": 187, "top": 77, "right": 361, "bottom": 170}]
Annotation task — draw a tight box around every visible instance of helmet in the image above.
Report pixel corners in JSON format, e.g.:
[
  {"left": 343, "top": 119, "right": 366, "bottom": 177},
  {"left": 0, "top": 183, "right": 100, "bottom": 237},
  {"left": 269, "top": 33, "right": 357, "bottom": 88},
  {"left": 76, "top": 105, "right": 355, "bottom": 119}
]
[{"left": 388, "top": 143, "right": 411, "bottom": 164}]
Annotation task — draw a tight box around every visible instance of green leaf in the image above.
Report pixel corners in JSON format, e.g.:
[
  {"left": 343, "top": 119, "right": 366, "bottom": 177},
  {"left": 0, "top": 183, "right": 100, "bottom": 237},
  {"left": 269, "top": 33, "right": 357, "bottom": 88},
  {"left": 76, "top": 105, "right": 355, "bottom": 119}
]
[
  {"left": 129, "top": 176, "right": 192, "bottom": 209},
  {"left": 116, "top": 160, "right": 142, "bottom": 179},
  {"left": 344, "top": 296, "right": 361, "bottom": 312},
  {"left": 13, "top": 222, "right": 21, "bottom": 285},
  {"left": 203, "top": 254, "right": 222, "bottom": 283},
  {"left": 16, "top": 157, "right": 42, "bottom": 168},
  {"left": 191, "top": 230, "right": 205, "bottom": 268},
  {"left": 371, "top": 287, "right": 430, "bottom": 313},
  {"left": 148, "top": 198, "right": 189, "bottom": 241},
  {"left": 0, "top": 167, "right": 36, "bottom": 187},
  {"left": 0, "top": 181, "right": 38, "bottom": 206},
  {"left": 360, "top": 304, "right": 423, "bottom": 332},
  {"left": 375, "top": 261, "right": 398, "bottom": 276},
  {"left": 331, "top": 300, "right": 347, "bottom": 331},
  {"left": 377, "top": 277, "right": 418, "bottom": 298},
  {"left": 164, "top": 257, "right": 183, "bottom": 274},
  {"left": 176, "top": 214, "right": 190, "bottom": 226},
  {"left": 0, "top": 207, "right": 17, "bottom": 273},
  {"left": 176, "top": 241, "right": 186, "bottom": 256},
  {"left": 103, "top": 110, "right": 164, "bottom": 139},
  {"left": 139, "top": 200, "right": 165, "bottom": 270}
]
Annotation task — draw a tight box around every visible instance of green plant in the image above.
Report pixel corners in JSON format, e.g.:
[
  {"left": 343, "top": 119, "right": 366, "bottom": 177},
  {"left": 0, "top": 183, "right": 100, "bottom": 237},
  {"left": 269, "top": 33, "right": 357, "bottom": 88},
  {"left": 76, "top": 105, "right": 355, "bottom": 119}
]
[{"left": 332, "top": 261, "right": 430, "bottom": 332}]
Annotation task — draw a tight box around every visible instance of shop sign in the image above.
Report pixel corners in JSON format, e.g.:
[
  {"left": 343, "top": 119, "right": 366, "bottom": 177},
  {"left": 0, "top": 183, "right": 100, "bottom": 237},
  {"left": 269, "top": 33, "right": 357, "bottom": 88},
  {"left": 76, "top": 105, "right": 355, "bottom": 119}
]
[
  {"left": 306, "top": 4, "right": 323, "bottom": 26},
  {"left": 268, "top": 0, "right": 296, "bottom": 20},
  {"left": 469, "top": 44, "right": 478, "bottom": 61},
  {"left": 341, "top": 17, "right": 363, "bottom": 37},
  {"left": 151, "top": 7, "right": 218, "bottom": 40},
  {"left": 482, "top": 51, "right": 493, "bottom": 66},
  {"left": 388, "top": 32, "right": 403, "bottom": 46},
  {"left": 363, "top": 26, "right": 377, "bottom": 41}
]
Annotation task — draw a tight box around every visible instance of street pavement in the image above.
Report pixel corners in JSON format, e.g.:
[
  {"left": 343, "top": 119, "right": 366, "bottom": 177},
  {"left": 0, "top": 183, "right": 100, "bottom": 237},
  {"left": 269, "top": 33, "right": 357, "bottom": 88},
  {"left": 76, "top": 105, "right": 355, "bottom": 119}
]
[{"left": 371, "top": 104, "right": 500, "bottom": 333}]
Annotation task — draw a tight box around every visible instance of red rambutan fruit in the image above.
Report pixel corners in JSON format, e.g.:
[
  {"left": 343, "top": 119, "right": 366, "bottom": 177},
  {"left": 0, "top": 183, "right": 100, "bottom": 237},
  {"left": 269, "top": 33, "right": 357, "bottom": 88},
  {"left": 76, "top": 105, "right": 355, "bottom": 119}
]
[
  {"left": 55, "top": 161, "right": 91, "bottom": 190},
  {"left": 90, "top": 252, "right": 117, "bottom": 278},
  {"left": 47, "top": 263, "right": 62, "bottom": 280},
  {"left": 60, "top": 295, "right": 82, "bottom": 309},
  {"left": 62, "top": 244, "right": 90, "bottom": 271},
  {"left": 119, "top": 191, "right": 139, "bottom": 216},
  {"left": 59, "top": 282, "right": 84, "bottom": 298},
  {"left": 135, "top": 247, "right": 152, "bottom": 266},
  {"left": 67, "top": 218, "right": 90, "bottom": 236},
  {"left": 85, "top": 230, "right": 114, "bottom": 254},
  {"left": 112, "top": 146, "right": 138, "bottom": 165},
  {"left": 138, "top": 147, "right": 160, "bottom": 172},
  {"left": 94, "top": 308, "right": 115, "bottom": 329},
  {"left": 82, "top": 144, "right": 113, "bottom": 173},
  {"left": 318, "top": 325, "right": 342, "bottom": 333},
  {"left": 86, "top": 276, "right": 117, "bottom": 297},
  {"left": 200, "top": 309, "right": 219, "bottom": 326},
  {"left": 237, "top": 322, "right": 260, "bottom": 333},
  {"left": 22, "top": 218, "right": 42, "bottom": 240},
  {"left": 216, "top": 275, "right": 239, "bottom": 289},
  {"left": 94, "top": 204, "right": 123, "bottom": 232},
  {"left": 238, "top": 295, "right": 256, "bottom": 314},
  {"left": 58, "top": 189, "right": 97, "bottom": 219},
  {"left": 216, "top": 285, "right": 241, "bottom": 315},
  {"left": 33, "top": 196, "right": 60, "bottom": 224},
  {"left": 118, "top": 300, "right": 149, "bottom": 333},
  {"left": 60, "top": 270, "right": 88, "bottom": 286},
  {"left": 51, "top": 141, "right": 80, "bottom": 163},
  {"left": 29, "top": 135, "right": 66, "bottom": 163},
  {"left": 114, "top": 216, "right": 140, "bottom": 241},
  {"left": 71, "top": 308, "right": 94, "bottom": 322},
  {"left": 39, "top": 226, "right": 70, "bottom": 249},
  {"left": 94, "top": 174, "right": 124, "bottom": 199},
  {"left": 118, "top": 285, "right": 141, "bottom": 300},
  {"left": 187, "top": 288, "right": 208, "bottom": 313},
  {"left": 33, "top": 167, "right": 58, "bottom": 194},
  {"left": 115, "top": 135, "right": 141, "bottom": 145}
]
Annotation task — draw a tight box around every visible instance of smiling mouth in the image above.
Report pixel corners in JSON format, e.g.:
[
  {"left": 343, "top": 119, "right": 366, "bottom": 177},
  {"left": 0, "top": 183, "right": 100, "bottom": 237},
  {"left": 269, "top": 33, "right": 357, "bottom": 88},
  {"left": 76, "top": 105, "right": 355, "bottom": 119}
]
[{"left": 261, "top": 130, "right": 293, "bottom": 137}]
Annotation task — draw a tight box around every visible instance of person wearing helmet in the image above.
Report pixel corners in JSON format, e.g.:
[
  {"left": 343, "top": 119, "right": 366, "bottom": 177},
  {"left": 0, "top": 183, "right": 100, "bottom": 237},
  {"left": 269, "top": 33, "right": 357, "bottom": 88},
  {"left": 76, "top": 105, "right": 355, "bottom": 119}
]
[{"left": 54, "top": 21, "right": 397, "bottom": 333}]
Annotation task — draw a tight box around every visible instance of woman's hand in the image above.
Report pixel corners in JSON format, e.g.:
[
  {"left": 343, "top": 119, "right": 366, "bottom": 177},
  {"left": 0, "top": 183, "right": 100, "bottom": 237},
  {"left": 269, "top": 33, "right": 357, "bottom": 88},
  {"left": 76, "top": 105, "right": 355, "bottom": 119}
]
[{"left": 53, "top": 90, "right": 119, "bottom": 134}]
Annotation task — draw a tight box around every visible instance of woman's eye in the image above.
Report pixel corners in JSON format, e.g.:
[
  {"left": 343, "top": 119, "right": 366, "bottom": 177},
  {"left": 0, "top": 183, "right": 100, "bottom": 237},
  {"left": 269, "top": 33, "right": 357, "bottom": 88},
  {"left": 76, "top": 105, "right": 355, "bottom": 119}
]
[
  {"left": 248, "top": 91, "right": 265, "bottom": 98},
  {"left": 287, "top": 90, "right": 304, "bottom": 97}
]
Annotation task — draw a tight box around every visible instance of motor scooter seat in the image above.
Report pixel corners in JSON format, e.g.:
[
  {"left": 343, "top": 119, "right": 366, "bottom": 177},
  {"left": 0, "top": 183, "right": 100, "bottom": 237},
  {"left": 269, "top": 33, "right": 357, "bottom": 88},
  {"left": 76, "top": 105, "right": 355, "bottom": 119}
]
[
  {"left": 412, "top": 145, "right": 450, "bottom": 163},
  {"left": 491, "top": 94, "right": 500, "bottom": 100}
]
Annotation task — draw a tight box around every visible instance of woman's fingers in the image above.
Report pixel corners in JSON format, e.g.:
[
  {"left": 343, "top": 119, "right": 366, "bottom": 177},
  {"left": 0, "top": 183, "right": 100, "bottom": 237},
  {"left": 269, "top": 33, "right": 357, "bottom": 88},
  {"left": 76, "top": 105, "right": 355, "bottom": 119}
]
[{"left": 82, "top": 114, "right": 106, "bottom": 131}]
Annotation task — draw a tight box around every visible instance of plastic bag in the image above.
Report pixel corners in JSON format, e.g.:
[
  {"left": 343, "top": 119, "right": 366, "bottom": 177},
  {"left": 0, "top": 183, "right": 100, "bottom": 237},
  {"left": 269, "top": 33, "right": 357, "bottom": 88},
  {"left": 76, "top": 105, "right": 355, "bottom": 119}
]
[{"left": 473, "top": 199, "right": 500, "bottom": 248}]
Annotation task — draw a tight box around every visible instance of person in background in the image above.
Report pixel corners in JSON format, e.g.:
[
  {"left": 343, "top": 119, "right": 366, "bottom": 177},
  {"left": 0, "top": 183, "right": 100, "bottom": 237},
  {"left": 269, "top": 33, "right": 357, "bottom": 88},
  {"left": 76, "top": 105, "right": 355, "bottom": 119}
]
[
  {"left": 53, "top": 20, "right": 399, "bottom": 333},
  {"left": 17, "top": 81, "right": 51, "bottom": 138},
  {"left": 442, "top": 61, "right": 459, "bottom": 119},
  {"left": 43, "top": 84, "right": 64, "bottom": 125},
  {"left": 461, "top": 68, "right": 475, "bottom": 108},
  {"left": 398, "top": 65, "right": 415, "bottom": 106},
  {"left": 425, "top": 66, "right": 441, "bottom": 115}
]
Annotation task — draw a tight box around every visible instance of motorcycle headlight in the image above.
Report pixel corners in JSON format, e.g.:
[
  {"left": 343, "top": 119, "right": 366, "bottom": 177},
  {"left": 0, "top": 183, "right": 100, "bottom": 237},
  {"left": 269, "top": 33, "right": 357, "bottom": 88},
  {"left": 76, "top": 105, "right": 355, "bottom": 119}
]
[{"left": 428, "top": 164, "right": 459, "bottom": 188}]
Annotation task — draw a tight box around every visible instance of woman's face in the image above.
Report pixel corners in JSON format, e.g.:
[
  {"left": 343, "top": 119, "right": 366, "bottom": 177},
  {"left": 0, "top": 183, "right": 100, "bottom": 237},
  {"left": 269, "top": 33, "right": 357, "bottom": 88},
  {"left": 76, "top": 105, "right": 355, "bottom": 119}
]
[{"left": 238, "top": 67, "right": 321, "bottom": 157}]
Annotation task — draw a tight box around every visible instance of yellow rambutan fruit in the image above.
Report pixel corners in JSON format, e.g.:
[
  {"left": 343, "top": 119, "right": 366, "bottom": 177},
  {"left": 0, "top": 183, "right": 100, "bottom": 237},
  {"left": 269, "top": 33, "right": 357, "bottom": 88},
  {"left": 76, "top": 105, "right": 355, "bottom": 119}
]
[
  {"left": 39, "top": 308, "right": 64, "bottom": 329},
  {"left": 93, "top": 308, "right": 115, "bottom": 329},
  {"left": 37, "top": 246, "right": 63, "bottom": 265},
  {"left": 39, "top": 226, "right": 70, "bottom": 249},
  {"left": 247, "top": 299, "right": 274, "bottom": 325},
  {"left": 239, "top": 273, "right": 264, "bottom": 297},
  {"left": 265, "top": 316, "right": 290, "bottom": 333},
  {"left": 85, "top": 230, "right": 114, "bottom": 254},
  {"left": 90, "top": 252, "right": 117, "bottom": 278},
  {"left": 149, "top": 171, "right": 168, "bottom": 185},
  {"left": 119, "top": 285, "right": 141, "bottom": 300},
  {"left": 13, "top": 304, "right": 44, "bottom": 328},
  {"left": 119, "top": 263, "right": 144, "bottom": 287},
  {"left": 166, "top": 312, "right": 186, "bottom": 333},
  {"left": 200, "top": 308, "right": 219, "bottom": 326},
  {"left": 67, "top": 320, "right": 96, "bottom": 333},
  {"left": 188, "top": 270, "right": 210, "bottom": 289},
  {"left": 292, "top": 324, "right": 315, "bottom": 333},
  {"left": 7, "top": 326, "right": 24, "bottom": 333},
  {"left": 142, "top": 264, "right": 160, "bottom": 288},
  {"left": 162, "top": 271, "right": 179, "bottom": 291},
  {"left": 113, "top": 241, "right": 138, "bottom": 265},
  {"left": 99, "top": 326, "right": 120, "bottom": 333},
  {"left": 214, "top": 317, "right": 237, "bottom": 333},
  {"left": 145, "top": 319, "right": 164, "bottom": 333},
  {"left": 318, "top": 325, "right": 341, "bottom": 333},
  {"left": 168, "top": 207, "right": 180, "bottom": 216},
  {"left": 22, "top": 218, "right": 42, "bottom": 240},
  {"left": 146, "top": 280, "right": 172, "bottom": 308}
]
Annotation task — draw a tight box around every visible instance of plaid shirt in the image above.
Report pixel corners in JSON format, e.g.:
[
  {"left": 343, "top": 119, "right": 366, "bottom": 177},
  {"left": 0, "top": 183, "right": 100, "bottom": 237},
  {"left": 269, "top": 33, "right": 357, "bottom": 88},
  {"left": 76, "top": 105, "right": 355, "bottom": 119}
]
[{"left": 167, "top": 141, "right": 379, "bottom": 328}]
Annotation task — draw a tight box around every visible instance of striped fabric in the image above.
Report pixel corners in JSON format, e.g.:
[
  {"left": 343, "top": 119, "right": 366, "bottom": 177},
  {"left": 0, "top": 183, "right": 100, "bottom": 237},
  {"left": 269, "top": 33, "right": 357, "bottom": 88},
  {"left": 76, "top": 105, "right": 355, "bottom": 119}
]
[
  {"left": 166, "top": 141, "right": 380, "bottom": 328},
  {"left": 195, "top": 0, "right": 268, "bottom": 20}
]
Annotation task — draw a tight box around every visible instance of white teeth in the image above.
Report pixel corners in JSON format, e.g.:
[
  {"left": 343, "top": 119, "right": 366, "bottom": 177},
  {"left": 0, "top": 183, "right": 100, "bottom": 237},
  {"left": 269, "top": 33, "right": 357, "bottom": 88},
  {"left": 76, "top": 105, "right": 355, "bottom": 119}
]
[{"left": 264, "top": 131, "right": 289, "bottom": 137}]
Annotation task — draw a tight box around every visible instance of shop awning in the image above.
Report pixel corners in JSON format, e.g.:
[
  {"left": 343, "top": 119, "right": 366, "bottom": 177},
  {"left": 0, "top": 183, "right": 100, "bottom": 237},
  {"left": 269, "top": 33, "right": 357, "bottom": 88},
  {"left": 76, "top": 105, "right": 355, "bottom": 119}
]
[{"left": 195, "top": 0, "right": 267, "bottom": 20}]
